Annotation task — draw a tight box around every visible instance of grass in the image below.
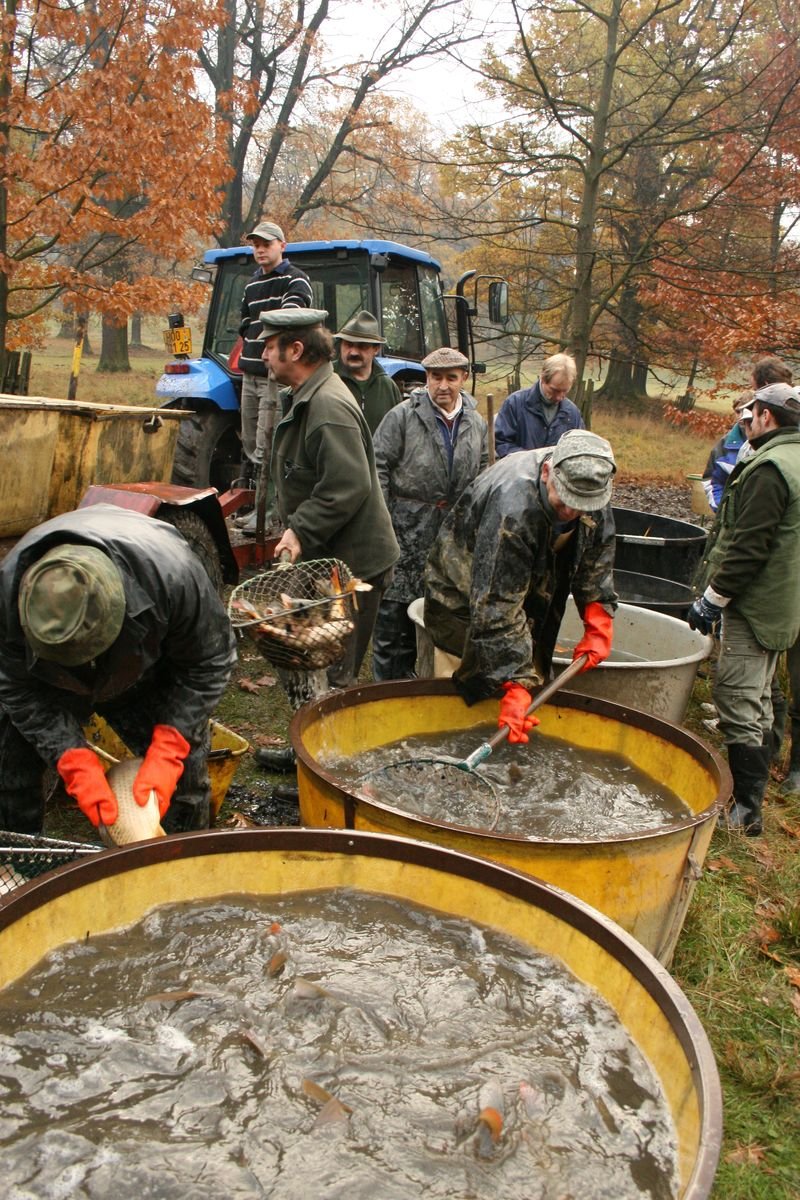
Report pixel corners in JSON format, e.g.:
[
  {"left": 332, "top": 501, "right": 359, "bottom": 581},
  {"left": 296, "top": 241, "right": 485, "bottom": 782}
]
[{"left": 17, "top": 343, "right": 800, "bottom": 1198}]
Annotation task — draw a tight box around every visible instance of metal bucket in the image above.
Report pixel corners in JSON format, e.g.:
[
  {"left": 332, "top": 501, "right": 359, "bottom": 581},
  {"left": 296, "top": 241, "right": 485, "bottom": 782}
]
[
  {"left": 290, "top": 681, "right": 728, "bottom": 965},
  {"left": 614, "top": 570, "right": 694, "bottom": 620},
  {"left": 553, "top": 597, "right": 712, "bottom": 723},
  {"left": 0, "top": 828, "right": 722, "bottom": 1197},
  {"left": 613, "top": 507, "right": 708, "bottom": 586}
]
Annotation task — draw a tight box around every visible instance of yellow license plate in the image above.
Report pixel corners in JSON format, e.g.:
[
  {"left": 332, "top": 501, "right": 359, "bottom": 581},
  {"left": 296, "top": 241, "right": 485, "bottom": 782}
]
[{"left": 163, "top": 326, "right": 192, "bottom": 356}]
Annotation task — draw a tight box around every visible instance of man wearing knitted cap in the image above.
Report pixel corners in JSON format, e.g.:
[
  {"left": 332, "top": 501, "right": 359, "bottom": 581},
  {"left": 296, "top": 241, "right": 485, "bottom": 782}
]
[
  {"left": 423, "top": 429, "right": 617, "bottom": 739},
  {"left": 688, "top": 381, "right": 800, "bottom": 835},
  {"left": 0, "top": 506, "right": 236, "bottom": 836}
]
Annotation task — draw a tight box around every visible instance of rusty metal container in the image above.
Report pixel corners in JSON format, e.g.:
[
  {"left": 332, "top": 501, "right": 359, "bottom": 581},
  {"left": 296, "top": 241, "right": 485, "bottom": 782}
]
[
  {"left": 0, "top": 395, "right": 185, "bottom": 538},
  {"left": 290, "top": 681, "right": 728, "bottom": 965},
  {"left": 0, "top": 828, "right": 722, "bottom": 1197}
]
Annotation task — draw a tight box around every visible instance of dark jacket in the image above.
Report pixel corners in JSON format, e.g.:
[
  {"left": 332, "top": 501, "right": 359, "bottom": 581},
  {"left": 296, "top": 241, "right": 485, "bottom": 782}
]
[
  {"left": 0, "top": 506, "right": 237, "bottom": 764},
  {"left": 239, "top": 259, "right": 313, "bottom": 377},
  {"left": 699, "top": 427, "right": 800, "bottom": 650},
  {"left": 424, "top": 449, "right": 617, "bottom": 703},
  {"left": 374, "top": 388, "right": 488, "bottom": 603},
  {"left": 273, "top": 363, "right": 400, "bottom": 580},
  {"left": 334, "top": 361, "right": 402, "bottom": 434},
  {"left": 494, "top": 382, "right": 584, "bottom": 457}
]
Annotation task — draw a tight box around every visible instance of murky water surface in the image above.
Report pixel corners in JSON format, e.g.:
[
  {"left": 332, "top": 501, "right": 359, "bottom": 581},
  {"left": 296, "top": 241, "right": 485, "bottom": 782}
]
[
  {"left": 326, "top": 726, "right": 691, "bottom": 838},
  {"left": 0, "top": 890, "right": 678, "bottom": 1198}
]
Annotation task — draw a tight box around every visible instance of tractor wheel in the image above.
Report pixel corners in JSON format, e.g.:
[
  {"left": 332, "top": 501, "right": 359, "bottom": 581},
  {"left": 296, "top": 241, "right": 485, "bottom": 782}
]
[
  {"left": 170, "top": 408, "right": 241, "bottom": 492},
  {"left": 157, "top": 507, "right": 224, "bottom": 594}
]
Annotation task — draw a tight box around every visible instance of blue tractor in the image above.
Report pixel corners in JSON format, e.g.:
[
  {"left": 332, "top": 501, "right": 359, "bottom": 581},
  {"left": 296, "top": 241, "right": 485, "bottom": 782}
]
[{"left": 157, "top": 238, "right": 507, "bottom": 490}]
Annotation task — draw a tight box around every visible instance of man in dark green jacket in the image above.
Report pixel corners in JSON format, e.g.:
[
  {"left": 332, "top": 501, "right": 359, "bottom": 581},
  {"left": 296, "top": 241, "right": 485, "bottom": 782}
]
[
  {"left": 333, "top": 310, "right": 402, "bottom": 434},
  {"left": 689, "top": 382, "right": 800, "bottom": 835}
]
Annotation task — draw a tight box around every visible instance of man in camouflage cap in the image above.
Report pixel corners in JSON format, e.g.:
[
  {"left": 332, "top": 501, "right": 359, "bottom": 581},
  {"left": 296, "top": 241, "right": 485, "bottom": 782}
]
[
  {"left": 424, "top": 429, "right": 617, "bottom": 742},
  {"left": 0, "top": 505, "right": 235, "bottom": 836}
]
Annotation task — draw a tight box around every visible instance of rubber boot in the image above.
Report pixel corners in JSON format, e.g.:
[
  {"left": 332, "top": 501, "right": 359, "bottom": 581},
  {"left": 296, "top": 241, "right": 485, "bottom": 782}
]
[
  {"left": 780, "top": 719, "right": 800, "bottom": 795},
  {"left": 255, "top": 745, "right": 297, "bottom": 772},
  {"left": 724, "top": 743, "right": 769, "bottom": 836}
]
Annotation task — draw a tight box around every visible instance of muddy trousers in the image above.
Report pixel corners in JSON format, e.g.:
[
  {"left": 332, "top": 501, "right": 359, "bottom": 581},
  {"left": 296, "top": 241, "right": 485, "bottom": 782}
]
[{"left": 0, "top": 709, "right": 211, "bottom": 836}]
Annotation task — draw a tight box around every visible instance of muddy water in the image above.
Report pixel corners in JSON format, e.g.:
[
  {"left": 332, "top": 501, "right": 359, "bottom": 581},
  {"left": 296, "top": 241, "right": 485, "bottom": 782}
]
[
  {"left": 327, "top": 726, "right": 691, "bottom": 838},
  {"left": 0, "top": 890, "right": 679, "bottom": 1198}
]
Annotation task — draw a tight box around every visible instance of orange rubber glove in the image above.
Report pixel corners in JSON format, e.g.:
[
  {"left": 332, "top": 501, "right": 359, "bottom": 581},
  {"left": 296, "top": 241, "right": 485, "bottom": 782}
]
[
  {"left": 498, "top": 681, "right": 540, "bottom": 745},
  {"left": 133, "top": 725, "right": 191, "bottom": 817},
  {"left": 573, "top": 601, "right": 613, "bottom": 672},
  {"left": 57, "top": 747, "right": 118, "bottom": 828}
]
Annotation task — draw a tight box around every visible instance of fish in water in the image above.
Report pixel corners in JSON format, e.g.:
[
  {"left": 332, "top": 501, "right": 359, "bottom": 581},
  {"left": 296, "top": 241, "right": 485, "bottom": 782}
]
[{"left": 98, "top": 757, "right": 166, "bottom": 847}]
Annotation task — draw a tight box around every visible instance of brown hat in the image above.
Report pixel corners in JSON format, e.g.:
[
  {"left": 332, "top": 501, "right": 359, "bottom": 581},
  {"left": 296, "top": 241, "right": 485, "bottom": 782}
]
[
  {"left": 247, "top": 221, "right": 285, "bottom": 243},
  {"left": 549, "top": 430, "right": 616, "bottom": 512},
  {"left": 18, "top": 544, "right": 126, "bottom": 666},
  {"left": 335, "top": 310, "right": 385, "bottom": 345},
  {"left": 421, "top": 347, "right": 470, "bottom": 370}
]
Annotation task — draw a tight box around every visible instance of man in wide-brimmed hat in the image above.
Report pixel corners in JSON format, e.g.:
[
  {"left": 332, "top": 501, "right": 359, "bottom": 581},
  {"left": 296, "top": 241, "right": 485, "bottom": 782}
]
[
  {"left": 333, "top": 309, "right": 401, "bottom": 434},
  {"left": 0, "top": 506, "right": 236, "bottom": 836}
]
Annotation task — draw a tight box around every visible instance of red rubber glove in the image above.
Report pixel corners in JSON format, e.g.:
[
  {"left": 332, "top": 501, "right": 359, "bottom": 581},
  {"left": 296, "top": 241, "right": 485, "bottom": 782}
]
[
  {"left": 573, "top": 602, "right": 613, "bottom": 672},
  {"left": 57, "top": 747, "right": 118, "bottom": 828},
  {"left": 499, "top": 681, "right": 540, "bottom": 745},
  {"left": 133, "top": 725, "right": 191, "bottom": 817}
]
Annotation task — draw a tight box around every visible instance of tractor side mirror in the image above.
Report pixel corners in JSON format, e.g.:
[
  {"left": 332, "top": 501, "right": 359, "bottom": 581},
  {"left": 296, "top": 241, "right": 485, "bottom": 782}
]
[{"left": 488, "top": 281, "right": 509, "bottom": 325}]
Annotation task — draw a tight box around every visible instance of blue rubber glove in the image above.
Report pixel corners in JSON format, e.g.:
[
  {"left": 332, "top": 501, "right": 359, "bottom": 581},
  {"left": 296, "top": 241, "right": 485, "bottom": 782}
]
[{"left": 687, "top": 595, "right": 723, "bottom": 636}]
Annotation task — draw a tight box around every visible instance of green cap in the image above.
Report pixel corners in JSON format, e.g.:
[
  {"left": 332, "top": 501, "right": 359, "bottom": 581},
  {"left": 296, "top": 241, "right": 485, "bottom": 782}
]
[{"left": 18, "top": 544, "right": 126, "bottom": 666}]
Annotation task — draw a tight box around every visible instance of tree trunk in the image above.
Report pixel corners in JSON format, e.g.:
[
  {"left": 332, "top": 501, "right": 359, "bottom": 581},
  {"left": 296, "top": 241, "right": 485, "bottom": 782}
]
[
  {"left": 130, "top": 312, "right": 144, "bottom": 348},
  {"left": 97, "top": 317, "right": 131, "bottom": 372}
]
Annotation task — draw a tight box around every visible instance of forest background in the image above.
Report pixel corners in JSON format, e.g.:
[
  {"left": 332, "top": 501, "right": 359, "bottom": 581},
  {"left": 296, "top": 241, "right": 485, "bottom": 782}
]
[{"left": 2, "top": 0, "right": 798, "bottom": 399}]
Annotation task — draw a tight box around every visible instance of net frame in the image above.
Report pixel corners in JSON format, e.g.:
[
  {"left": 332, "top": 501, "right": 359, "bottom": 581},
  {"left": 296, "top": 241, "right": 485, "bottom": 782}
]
[{"left": 228, "top": 558, "right": 359, "bottom": 671}]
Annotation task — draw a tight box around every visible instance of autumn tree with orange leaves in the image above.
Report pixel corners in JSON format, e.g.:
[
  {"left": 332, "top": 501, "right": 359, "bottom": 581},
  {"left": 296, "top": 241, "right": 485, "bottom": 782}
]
[
  {"left": 0, "top": 0, "right": 230, "bottom": 380},
  {"left": 443, "top": 0, "right": 800, "bottom": 403}
]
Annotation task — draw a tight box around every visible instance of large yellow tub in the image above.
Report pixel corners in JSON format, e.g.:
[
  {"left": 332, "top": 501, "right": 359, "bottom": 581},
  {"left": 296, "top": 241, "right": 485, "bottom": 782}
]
[
  {"left": 291, "top": 680, "right": 730, "bottom": 965},
  {"left": 0, "top": 828, "right": 722, "bottom": 1197}
]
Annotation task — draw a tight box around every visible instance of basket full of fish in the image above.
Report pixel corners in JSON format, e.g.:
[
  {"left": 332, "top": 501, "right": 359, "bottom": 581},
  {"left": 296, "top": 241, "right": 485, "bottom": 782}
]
[{"left": 228, "top": 558, "right": 371, "bottom": 671}]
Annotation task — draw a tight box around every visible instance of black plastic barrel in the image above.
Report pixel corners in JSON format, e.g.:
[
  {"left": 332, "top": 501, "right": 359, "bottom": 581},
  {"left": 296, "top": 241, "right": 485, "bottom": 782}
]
[
  {"left": 614, "top": 570, "right": 694, "bottom": 620},
  {"left": 612, "top": 507, "right": 707, "bottom": 586}
]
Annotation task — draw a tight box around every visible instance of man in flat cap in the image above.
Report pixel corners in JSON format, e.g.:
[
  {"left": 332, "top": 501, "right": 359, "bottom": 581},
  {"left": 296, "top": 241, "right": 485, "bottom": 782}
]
[
  {"left": 688, "top": 381, "right": 800, "bottom": 835},
  {"left": 424, "top": 429, "right": 617, "bottom": 740},
  {"left": 333, "top": 310, "right": 401, "bottom": 434},
  {"left": 494, "top": 352, "right": 585, "bottom": 457},
  {"left": 253, "top": 308, "right": 400, "bottom": 778},
  {"left": 235, "top": 220, "right": 313, "bottom": 534},
  {"left": 371, "top": 346, "right": 488, "bottom": 679},
  {"left": 0, "top": 506, "right": 236, "bottom": 836}
]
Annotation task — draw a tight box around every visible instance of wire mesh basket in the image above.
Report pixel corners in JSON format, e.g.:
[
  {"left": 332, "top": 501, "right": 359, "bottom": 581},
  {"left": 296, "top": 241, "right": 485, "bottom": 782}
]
[
  {"left": 0, "top": 830, "right": 102, "bottom": 896},
  {"left": 228, "top": 558, "right": 368, "bottom": 671}
]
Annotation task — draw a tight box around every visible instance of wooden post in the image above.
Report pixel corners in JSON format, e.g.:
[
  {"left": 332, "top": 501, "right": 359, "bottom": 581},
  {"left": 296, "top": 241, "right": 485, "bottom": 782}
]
[
  {"left": 486, "top": 392, "right": 495, "bottom": 464},
  {"left": 67, "top": 314, "right": 87, "bottom": 400}
]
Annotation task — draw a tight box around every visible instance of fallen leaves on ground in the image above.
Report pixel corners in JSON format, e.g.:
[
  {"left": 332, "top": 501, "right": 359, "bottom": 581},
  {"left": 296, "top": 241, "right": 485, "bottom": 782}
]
[
  {"left": 725, "top": 1142, "right": 767, "bottom": 1166},
  {"left": 707, "top": 855, "right": 739, "bottom": 873},
  {"left": 238, "top": 675, "right": 277, "bottom": 693}
]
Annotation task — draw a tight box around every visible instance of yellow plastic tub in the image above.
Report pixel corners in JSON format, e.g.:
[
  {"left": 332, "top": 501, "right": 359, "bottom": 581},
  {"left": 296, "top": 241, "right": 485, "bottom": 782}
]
[
  {"left": 83, "top": 716, "right": 249, "bottom": 821},
  {"left": 0, "top": 828, "right": 722, "bottom": 1197},
  {"left": 290, "top": 680, "right": 729, "bottom": 965}
]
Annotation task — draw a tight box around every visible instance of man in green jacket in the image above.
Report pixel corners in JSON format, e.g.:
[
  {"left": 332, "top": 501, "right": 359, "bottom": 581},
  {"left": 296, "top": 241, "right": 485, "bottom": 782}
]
[
  {"left": 255, "top": 309, "right": 399, "bottom": 784},
  {"left": 688, "top": 382, "right": 800, "bottom": 835},
  {"left": 333, "top": 310, "right": 402, "bottom": 434}
]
